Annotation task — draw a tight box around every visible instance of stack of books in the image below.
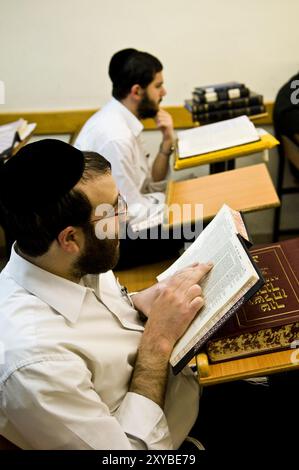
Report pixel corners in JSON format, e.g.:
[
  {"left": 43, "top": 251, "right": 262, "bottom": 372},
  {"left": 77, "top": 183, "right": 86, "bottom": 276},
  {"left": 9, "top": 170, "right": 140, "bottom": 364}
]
[{"left": 185, "top": 81, "right": 266, "bottom": 124}]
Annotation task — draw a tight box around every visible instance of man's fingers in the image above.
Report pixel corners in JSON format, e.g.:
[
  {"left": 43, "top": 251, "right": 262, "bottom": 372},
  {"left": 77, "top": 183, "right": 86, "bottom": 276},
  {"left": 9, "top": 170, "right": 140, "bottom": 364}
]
[
  {"left": 156, "top": 110, "right": 173, "bottom": 127},
  {"left": 189, "top": 295, "right": 205, "bottom": 315},
  {"left": 172, "top": 263, "right": 200, "bottom": 277},
  {"left": 172, "top": 262, "right": 213, "bottom": 290},
  {"left": 185, "top": 284, "right": 202, "bottom": 304}
]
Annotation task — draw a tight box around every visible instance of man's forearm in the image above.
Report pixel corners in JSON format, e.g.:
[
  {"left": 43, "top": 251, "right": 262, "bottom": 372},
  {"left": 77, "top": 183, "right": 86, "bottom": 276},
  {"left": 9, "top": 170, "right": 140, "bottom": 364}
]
[
  {"left": 130, "top": 335, "right": 172, "bottom": 409},
  {"left": 151, "top": 140, "right": 175, "bottom": 182},
  {"left": 151, "top": 152, "right": 170, "bottom": 182}
]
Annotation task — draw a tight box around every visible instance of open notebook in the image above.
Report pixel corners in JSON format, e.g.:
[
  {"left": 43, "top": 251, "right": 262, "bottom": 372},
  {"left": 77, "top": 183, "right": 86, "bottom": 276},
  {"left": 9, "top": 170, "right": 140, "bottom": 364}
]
[
  {"left": 157, "top": 204, "right": 264, "bottom": 375},
  {"left": 0, "top": 119, "right": 36, "bottom": 159},
  {"left": 177, "top": 115, "right": 260, "bottom": 159}
]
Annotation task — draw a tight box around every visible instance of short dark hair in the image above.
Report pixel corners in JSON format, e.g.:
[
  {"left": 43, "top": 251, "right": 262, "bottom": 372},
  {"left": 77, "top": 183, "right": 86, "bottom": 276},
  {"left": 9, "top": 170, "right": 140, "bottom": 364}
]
[
  {"left": 109, "top": 48, "right": 163, "bottom": 100},
  {"left": 1, "top": 151, "right": 111, "bottom": 257}
]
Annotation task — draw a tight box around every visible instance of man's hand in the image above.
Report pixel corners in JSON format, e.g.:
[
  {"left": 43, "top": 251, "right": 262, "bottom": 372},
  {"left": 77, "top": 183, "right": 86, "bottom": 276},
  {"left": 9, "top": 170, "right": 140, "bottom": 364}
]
[
  {"left": 144, "top": 262, "right": 213, "bottom": 350},
  {"left": 130, "top": 262, "right": 213, "bottom": 408},
  {"left": 155, "top": 109, "right": 175, "bottom": 146},
  {"left": 152, "top": 109, "right": 175, "bottom": 181},
  {"left": 131, "top": 262, "right": 211, "bottom": 320}
]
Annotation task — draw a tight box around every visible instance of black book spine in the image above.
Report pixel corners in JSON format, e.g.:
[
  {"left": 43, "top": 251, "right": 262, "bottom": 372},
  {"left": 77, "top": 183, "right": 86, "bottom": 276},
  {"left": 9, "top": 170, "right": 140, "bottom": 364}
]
[
  {"left": 193, "top": 87, "right": 250, "bottom": 104},
  {"left": 194, "top": 82, "right": 245, "bottom": 94},
  {"left": 191, "top": 95, "right": 263, "bottom": 113},
  {"left": 192, "top": 105, "right": 265, "bottom": 124}
]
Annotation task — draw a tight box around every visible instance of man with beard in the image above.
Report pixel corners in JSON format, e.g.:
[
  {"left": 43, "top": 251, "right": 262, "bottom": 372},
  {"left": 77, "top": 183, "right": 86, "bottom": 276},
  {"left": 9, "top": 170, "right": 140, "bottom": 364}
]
[
  {"left": 0, "top": 139, "right": 211, "bottom": 450},
  {"left": 75, "top": 49, "right": 178, "bottom": 268}
]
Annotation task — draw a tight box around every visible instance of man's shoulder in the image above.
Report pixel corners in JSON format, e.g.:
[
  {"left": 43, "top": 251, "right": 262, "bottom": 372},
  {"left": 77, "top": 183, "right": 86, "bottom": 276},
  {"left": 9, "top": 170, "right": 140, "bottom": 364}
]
[
  {"left": 0, "top": 273, "right": 81, "bottom": 385},
  {"left": 76, "top": 102, "right": 133, "bottom": 149}
]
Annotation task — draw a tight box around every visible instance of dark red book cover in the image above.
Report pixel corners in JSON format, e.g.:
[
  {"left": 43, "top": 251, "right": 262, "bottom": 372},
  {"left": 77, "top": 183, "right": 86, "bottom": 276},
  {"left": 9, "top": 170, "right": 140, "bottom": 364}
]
[{"left": 206, "top": 238, "right": 299, "bottom": 362}]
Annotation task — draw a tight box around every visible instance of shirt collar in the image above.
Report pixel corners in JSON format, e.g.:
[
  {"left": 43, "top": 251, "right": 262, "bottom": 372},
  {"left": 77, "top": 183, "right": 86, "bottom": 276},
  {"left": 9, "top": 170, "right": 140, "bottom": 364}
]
[
  {"left": 4, "top": 245, "right": 91, "bottom": 324},
  {"left": 110, "top": 97, "right": 143, "bottom": 137}
]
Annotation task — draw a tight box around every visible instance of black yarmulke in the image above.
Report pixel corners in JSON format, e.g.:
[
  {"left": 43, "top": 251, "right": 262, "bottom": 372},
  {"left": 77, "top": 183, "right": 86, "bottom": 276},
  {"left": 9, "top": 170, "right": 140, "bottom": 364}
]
[
  {"left": 108, "top": 48, "right": 137, "bottom": 83},
  {"left": 0, "top": 139, "right": 85, "bottom": 214}
]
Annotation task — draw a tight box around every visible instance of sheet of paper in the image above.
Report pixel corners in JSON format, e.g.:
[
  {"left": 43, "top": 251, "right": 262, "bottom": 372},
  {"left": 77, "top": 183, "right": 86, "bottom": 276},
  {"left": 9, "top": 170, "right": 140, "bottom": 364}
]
[{"left": 177, "top": 116, "right": 260, "bottom": 158}]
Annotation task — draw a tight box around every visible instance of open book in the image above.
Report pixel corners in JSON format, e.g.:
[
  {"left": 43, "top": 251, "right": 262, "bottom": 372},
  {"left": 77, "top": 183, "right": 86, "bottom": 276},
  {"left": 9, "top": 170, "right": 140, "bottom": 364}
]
[
  {"left": 157, "top": 204, "right": 264, "bottom": 374},
  {"left": 0, "top": 119, "right": 36, "bottom": 160},
  {"left": 177, "top": 115, "right": 260, "bottom": 159}
]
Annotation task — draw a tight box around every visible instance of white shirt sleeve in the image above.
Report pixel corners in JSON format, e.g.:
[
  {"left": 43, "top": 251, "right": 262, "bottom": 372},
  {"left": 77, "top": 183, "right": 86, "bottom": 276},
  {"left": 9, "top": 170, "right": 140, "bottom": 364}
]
[
  {"left": 1, "top": 356, "right": 173, "bottom": 450},
  {"left": 99, "top": 139, "right": 166, "bottom": 227}
]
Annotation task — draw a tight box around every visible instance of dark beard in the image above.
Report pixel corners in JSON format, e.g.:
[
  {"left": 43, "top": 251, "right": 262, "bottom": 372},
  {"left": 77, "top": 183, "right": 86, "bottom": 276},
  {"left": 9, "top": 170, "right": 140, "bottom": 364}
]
[
  {"left": 137, "top": 92, "right": 160, "bottom": 119},
  {"left": 72, "top": 223, "right": 120, "bottom": 278}
]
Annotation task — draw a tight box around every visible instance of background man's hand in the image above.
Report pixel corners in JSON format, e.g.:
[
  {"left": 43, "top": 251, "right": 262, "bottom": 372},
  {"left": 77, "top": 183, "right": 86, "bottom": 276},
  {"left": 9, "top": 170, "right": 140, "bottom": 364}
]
[{"left": 155, "top": 109, "right": 175, "bottom": 145}]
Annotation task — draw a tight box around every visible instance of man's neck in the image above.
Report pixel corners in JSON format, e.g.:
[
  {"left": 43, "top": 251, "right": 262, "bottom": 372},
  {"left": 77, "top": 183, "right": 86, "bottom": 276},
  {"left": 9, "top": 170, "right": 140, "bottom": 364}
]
[
  {"left": 119, "top": 97, "right": 139, "bottom": 119},
  {"left": 15, "top": 244, "right": 80, "bottom": 284}
]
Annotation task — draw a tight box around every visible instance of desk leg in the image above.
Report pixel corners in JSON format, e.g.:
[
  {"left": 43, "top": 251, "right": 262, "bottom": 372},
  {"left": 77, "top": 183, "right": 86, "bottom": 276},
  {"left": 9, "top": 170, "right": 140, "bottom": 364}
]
[
  {"left": 209, "top": 162, "right": 226, "bottom": 174},
  {"left": 210, "top": 160, "right": 235, "bottom": 173},
  {"left": 227, "top": 159, "right": 235, "bottom": 171}
]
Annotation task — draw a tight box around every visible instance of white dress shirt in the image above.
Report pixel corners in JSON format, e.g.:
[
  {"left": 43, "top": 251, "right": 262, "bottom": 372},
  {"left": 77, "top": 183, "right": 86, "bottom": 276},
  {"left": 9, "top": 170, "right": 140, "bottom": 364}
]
[
  {"left": 75, "top": 98, "right": 166, "bottom": 229},
  {"left": 0, "top": 247, "right": 200, "bottom": 450}
]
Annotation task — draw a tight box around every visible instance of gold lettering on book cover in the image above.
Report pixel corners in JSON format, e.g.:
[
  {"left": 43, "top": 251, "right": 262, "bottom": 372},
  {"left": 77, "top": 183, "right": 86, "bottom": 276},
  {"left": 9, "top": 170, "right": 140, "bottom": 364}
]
[{"left": 249, "top": 275, "right": 288, "bottom": 312}]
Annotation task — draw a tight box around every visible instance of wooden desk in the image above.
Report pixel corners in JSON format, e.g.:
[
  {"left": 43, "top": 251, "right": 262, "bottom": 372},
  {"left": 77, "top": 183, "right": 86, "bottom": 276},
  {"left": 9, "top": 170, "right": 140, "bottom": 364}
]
[
  {"left": 165, "top": 163, "right": 280, "bottom": 227},
  {"left": 174, "top": 132, "right": 279, "bottom": 172},
  {"left": 196, "top": 349, "right": 299, "bottom": 386}
]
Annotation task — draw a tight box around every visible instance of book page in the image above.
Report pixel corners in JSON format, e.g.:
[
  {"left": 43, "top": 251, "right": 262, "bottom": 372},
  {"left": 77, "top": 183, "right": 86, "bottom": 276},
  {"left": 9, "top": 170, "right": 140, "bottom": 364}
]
[
  {"left": 0, "top": 119, "right": 35, "bottom": 154},
  {"left": 229, "top": 207, "right": 249, "bottom": 242},
  {"left": 17, "top": 122, "right": 36, "bottom": 141},
  {"left": 0, "top": 129, "right": 17, "bottom": 154},
  {"left": 157, "top": 205, "right": 247, "bottom": 280},
  {"left": 0, "top": 119, "right": 23, "bottom": 154},
  {"left": 177, "top": 116, "right": 259, "bottom": 159},
  {"left": 0, "top": 119, "right": 23, "bottom": 135}
]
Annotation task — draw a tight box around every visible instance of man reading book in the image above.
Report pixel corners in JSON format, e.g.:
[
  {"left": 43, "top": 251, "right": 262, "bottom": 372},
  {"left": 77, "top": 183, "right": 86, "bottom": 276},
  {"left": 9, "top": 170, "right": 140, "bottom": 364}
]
[{"left": 0, "top": 139, "right": 211, "bottom": 450}]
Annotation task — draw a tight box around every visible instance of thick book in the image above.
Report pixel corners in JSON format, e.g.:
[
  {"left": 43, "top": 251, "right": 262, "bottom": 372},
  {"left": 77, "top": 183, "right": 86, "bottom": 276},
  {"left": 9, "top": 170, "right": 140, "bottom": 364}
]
[
  {"left": 185, "top": 94, "right": 264, "bottom": 114},
  {"left": 194, "top": 81, "right": 246, "bottom": 94},
  {"left": 193, "top": 87, "right": 250, "bottom": 104},
  {"left": 193, "top": 105, "right": 266, "bottom": 124},
  {"left": 157, "top": 204, "right": 264, "bottom": 374},
  {"left": 177, "top": 115, "right": 260, "bottom": 159},
  {"left": 0, "top": 119, "right": 36, "bottom": 160},
  {"left": 194, "top": 81, "right": 245, "bottom": 94},
  {"left": 206, "top": 238, "right": 299, "bottom": 362}
]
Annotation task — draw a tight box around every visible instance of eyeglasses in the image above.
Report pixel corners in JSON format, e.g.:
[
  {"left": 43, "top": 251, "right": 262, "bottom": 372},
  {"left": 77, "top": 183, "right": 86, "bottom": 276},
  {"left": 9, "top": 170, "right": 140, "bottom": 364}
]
[{"left": 90, "top": 193, "right": 128, "bottom": 223}]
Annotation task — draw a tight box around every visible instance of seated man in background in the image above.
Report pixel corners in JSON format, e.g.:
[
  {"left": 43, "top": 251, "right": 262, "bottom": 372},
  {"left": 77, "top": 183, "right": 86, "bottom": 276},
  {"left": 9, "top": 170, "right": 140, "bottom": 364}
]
[
  {"left": 273, "top": 71, "right": 299, "bottom": 178},
  {"left": 75, "top": 48, "right": 181, "bottom": 268},
  {"left": 0, "top": 139, "right": 211, "bottom": 450}
]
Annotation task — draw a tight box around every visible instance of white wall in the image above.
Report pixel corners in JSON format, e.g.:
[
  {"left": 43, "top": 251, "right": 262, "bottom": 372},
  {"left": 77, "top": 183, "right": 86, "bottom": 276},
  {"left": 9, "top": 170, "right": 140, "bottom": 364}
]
[{"left": 0, "top": 0, "right": 298, "bottom": 110}]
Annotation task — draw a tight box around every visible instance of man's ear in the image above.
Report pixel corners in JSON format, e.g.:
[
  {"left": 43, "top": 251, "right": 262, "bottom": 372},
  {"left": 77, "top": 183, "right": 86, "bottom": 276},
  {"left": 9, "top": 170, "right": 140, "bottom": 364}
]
[
  {"left": 130, "top": 84, "right": 143, "bottom": 100},
  {"left": 57, "top": 226, "right": 83, "bottom": 254}
]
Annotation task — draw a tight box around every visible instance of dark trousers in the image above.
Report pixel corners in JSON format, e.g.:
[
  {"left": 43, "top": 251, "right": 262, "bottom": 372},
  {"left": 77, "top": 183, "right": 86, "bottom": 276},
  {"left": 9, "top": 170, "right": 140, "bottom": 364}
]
[{"left": 190, "top": 370, "right": 299, "bottom": 450}]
